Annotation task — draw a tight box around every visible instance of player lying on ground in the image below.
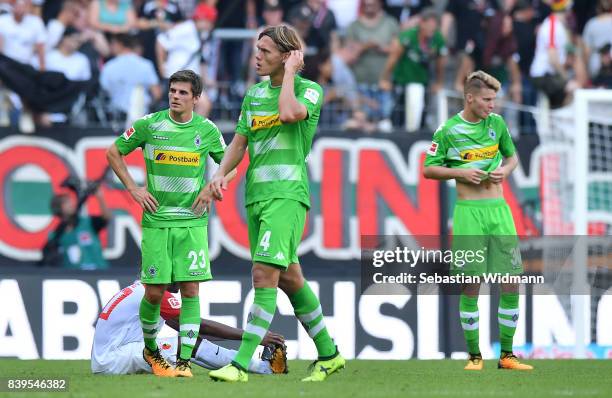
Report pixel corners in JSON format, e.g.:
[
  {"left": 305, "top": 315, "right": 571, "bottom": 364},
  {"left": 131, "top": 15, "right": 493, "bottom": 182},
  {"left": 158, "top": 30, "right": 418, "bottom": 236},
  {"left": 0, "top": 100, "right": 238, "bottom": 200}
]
[
  {"left": 424, "top": 70, "right": 532, "bottom": 371},
  {"left": 92, "top": 281, "right": 288, "bottom": 375}
]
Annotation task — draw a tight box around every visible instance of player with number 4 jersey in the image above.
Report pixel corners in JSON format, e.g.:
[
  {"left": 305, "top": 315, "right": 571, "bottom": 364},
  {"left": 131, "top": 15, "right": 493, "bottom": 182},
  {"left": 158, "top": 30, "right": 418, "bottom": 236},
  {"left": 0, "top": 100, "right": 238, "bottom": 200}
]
[{"left": 207, "top": 25, "right": 344, "bottom": 383}]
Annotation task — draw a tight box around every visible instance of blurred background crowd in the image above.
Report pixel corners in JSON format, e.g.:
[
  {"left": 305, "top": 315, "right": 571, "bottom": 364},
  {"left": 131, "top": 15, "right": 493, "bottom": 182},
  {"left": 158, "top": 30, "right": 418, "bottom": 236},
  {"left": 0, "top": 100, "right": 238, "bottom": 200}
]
[{"left": 0, "top": 0, "right": 610, "bottom": 134}]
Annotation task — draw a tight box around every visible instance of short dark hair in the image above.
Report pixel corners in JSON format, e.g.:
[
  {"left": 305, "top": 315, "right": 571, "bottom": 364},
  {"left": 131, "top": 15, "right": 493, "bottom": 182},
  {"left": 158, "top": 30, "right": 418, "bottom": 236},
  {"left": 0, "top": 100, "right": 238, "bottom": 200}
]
[
  {"left": 112, "top": 33, "right": 139, "bottom": 49},
  {"left": 168, "top": 70, "right": 203, "bottom": 97}
]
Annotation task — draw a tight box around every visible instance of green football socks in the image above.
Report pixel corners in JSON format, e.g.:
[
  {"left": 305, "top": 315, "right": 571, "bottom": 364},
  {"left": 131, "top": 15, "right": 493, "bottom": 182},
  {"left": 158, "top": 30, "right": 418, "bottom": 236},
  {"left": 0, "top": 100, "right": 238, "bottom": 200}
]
[
  {"left": 179, "top": 296, "right": 201, "bottom": 360},
  {"left": 290, "top": 282, "right": 336, "bottom": 359},
  {"left": 498, "top": 293, "right": 520, "bottom": 353},
  {"left": 232, "top": 288, "right": 278, "bottom": 370},
  {"left": 460, "top": 294, "right": 480, "bottom": 355},
  {"left": 140, "top": 297, "right": 161, "bottom": 352}
]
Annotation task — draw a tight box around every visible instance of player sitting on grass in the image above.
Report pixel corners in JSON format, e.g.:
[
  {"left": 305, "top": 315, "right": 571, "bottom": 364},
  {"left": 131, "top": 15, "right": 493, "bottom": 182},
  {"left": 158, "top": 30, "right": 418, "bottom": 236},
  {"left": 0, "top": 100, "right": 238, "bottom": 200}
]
[
  {"left": 424, "top": 70, "right": 533, "bottom": 371},
  {"left": 92, "top": 281, "right": 288, "bottom": 376}
]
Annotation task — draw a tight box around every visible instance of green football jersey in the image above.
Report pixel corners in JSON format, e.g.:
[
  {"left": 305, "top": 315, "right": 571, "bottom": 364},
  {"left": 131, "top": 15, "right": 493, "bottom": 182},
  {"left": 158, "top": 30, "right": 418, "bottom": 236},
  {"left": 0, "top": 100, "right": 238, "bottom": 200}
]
[
  {"left": 424, "top": 112, "right": 516, "bottom": 178},
  {"left": 114, "top": 109, "right": 226, "bottom": 228},
  {"left": 236, "top": 75, "right": 323, "bottom": 208}
]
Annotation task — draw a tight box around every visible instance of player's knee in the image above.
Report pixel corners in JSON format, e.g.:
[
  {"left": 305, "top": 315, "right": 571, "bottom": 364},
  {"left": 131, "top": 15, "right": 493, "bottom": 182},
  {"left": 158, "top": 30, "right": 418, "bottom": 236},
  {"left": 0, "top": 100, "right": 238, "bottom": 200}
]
[
  {"left": 252, "top": 265, "right": 279, "bottom": 288},
  {"left": 179, "top": 282, "right": 199, "bottom": 298},
  {"left": 143, "top": 285, "right": 166, "bottom": 304},
  {"left": 279, "top": 272, "right": 304, "bottom": 294}
]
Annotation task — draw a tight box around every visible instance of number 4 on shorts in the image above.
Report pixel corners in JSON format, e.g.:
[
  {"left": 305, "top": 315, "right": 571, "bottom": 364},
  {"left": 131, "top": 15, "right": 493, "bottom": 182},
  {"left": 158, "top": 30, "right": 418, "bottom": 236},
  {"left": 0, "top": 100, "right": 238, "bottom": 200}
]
[{"left": 260, "top": 231, "right": 271, "bottom": 251}]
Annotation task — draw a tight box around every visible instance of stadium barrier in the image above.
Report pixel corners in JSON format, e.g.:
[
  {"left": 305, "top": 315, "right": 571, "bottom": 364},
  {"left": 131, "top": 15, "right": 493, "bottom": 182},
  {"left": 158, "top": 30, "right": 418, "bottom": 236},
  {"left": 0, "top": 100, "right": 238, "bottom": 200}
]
[{"left": 1, "top": 273, "right": 611, "bottom": 360}]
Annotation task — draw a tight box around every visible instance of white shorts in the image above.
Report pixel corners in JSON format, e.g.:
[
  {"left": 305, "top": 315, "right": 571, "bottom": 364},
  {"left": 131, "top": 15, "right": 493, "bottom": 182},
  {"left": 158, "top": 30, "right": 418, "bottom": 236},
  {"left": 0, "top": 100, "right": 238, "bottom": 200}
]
[{"left": 92, "top": 337, "right": 178, "bottom": 375}]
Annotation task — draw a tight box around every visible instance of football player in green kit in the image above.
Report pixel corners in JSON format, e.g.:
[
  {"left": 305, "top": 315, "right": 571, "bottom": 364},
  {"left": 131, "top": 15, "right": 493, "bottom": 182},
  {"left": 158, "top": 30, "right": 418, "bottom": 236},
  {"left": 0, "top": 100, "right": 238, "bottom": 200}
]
[
  {"left": 424, "top": 71, "right": 533, "bottom": 371},
  {"left": 106, "top": 70, "right": 235, "bottom": 377},
  {"left": 207, "top": 25, "right": 345, "bottom": 382}
]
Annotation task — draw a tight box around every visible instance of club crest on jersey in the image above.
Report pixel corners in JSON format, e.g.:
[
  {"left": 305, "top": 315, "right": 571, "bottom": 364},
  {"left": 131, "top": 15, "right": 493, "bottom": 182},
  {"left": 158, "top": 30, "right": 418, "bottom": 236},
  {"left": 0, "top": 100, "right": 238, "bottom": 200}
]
[
  {"left": 147, "top": 265, "right": 157, "bottom": 277},
  {"left": 123, "top": 126, "right": 135, "bottom": 140},
  {"left": 194, "top": 134, "right": 201, "bottom": 148},
  {"left": 427, "top": 141, "right": 439, "bottom": 156},
  {"left": 488, "top": 128, "right": 496, "bottom": 139}
]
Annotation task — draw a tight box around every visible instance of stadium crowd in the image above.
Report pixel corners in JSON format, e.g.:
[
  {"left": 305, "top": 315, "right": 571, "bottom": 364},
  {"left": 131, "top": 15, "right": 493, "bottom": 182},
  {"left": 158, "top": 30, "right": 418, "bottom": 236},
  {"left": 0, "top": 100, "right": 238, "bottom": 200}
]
[{"left": 0, "top": 0, "right": 610, "bottom": 134}]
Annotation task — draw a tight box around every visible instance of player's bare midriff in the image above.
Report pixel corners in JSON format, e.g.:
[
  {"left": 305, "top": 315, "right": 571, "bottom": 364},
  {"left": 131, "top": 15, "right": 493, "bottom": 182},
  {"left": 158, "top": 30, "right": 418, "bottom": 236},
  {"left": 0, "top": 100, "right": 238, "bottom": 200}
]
[{"left": 456, "top": 179, "right": 503, "bottom": 200}]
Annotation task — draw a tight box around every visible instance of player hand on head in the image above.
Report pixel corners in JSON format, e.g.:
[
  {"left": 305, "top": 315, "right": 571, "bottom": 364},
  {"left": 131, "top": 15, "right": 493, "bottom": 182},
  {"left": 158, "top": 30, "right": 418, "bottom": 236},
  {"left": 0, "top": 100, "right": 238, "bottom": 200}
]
[
  {"left": 284, "top": 50, "right": 304, "bottom": 75},
  {"left": 129, "top": 186, "right": 159, "bottom": 213},
  {"left": 262, "top": 331, "right": 285, "bottom": 346},
  {"left": 457, "top": 168, "right": 488, "bottom": 185},
  {"left": 191, "top": 185, "right": 214, "bottom": 216}
]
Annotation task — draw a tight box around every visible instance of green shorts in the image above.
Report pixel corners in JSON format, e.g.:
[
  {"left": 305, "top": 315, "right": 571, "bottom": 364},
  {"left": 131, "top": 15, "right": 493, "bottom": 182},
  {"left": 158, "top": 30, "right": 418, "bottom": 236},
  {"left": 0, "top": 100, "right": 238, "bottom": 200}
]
[
  {"left": 247, "top": 199, "right": 307, "bottom": 269},
  {"left": 451, "top": 198, "right": 523, "bottom": 276},
  {"left": 141, "top": 226, "right": 212, "bottom": 284}
]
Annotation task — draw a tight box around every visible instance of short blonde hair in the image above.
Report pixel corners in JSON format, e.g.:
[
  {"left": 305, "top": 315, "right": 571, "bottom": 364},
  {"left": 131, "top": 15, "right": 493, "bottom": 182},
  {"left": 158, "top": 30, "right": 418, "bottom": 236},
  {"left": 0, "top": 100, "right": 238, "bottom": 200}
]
[
  {"left": 464, "top": 70, "right": 501, "bottom": 95},
  {"left": 258, "top": 24, "right": 303, "bottom": 53}
]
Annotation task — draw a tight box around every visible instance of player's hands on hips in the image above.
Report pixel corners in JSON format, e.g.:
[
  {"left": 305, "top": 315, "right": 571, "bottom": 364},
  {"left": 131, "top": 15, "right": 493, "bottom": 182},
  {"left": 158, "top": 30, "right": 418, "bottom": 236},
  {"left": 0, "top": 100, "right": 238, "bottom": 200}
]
[
  {"left": 489, "top": 167, "right": 509, "bottom": 184},
  {"left": 129, "top": 187, "right": 158, "bottom": 212},
  {"left": 262, "top": 331, "right": 285, "bottom": 346},
  {"left": 191, "top": 186, "right": 213, "bottom": 216},
  {"left": 458, "top": 168, "right": 488, "bottom": 184},
  {"left": 284, "top": 50, "right": 304, "bottom": 75}
]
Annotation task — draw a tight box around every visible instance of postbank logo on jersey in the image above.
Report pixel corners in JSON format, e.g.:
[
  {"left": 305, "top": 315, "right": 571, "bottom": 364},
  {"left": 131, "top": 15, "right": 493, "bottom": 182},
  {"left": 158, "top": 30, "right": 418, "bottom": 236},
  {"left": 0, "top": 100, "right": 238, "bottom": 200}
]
[
  {"left": 153, "top": 149, "right": 200, "bottom": 166},
  {"left": 460, "top": 144, "right": 499, "bottom": 161},
  {"left": 251, "top": 114, "right": 281, "bottom": 131}
]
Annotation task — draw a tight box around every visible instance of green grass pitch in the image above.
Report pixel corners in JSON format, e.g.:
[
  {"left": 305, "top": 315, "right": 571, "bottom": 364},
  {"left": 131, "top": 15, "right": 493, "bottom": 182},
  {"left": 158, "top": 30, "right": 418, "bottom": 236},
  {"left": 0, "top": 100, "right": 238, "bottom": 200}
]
[{"left": 1, "top": 359, "right": 611, "bottom": 397}]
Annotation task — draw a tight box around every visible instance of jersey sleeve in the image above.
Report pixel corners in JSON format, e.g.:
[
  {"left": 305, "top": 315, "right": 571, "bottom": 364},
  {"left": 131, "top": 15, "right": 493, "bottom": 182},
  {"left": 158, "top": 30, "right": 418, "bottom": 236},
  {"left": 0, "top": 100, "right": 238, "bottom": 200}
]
[
  {"left": 235, "top": 96, "right": 249, "bottom": 137},
  {"left": 114, "top": 118, "right": 147, "bottom": 155},
  {"left": 296, "top": 82, "right": 323, "bottom": 120},
  {"left": 424, "top": 126, "right": 449, "bottom": 167},
  {"left": 498, "top": 118, "right": 516, "bottom": 157},
  {"left": 159, "top": 291, "right": 181, "bottom": 320},
  {"left": 207, "top": 121, "right": 226, "bottom": 164}
]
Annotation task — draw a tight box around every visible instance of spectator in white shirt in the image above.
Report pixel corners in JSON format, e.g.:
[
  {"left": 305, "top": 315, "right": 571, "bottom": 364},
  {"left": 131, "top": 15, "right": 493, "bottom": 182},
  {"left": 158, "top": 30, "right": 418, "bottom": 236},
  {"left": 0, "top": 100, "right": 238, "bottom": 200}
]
[
  {"left": 156, "top": 14, "right": 211, "bottom": 116},
  {"left": 100, "top": 33, "right": 161, "bottom": 115},
  {"left": 46, "top": 0, "right": 81, "bottom": 50},
  {"left": 529, "top": 0, "right": 585, "bottom": 108},
  {"left": 0, "top": 0, "right": 46, "bottom": 69},
  {"left": 46, "top": 27, "right": 92, "bottom": 82}
]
